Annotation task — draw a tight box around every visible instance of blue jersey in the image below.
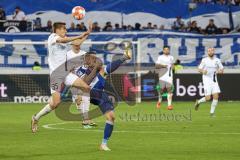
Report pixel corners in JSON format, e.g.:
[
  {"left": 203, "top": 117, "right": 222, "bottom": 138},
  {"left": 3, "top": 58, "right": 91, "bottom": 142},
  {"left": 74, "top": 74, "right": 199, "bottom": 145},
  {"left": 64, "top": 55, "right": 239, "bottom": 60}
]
[{"left": 74, "top": 66, "right": 106, "bottom": 90}]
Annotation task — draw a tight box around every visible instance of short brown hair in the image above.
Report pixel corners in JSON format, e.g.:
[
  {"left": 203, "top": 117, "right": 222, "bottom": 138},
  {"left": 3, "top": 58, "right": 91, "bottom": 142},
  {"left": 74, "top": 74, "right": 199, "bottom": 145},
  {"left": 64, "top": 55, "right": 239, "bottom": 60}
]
[{"left": 53, "top": 22, "right": 66, "bottom": 33}]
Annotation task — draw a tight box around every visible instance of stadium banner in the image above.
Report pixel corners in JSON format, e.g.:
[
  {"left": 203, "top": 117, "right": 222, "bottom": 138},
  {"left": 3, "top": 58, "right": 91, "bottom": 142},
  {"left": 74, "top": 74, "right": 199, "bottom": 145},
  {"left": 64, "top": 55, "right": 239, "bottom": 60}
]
[
  {"left": 140, "top": 73, "right": 240, "bottom": 101},
  {"left": 0, "top": 74, "right": 240, "bottom": 103},
  {"left": 0, "top": 32, "right": 240, "bottom": 68},
  {"left": 1, "top": 0, "right": 240, "bottom": 29}
]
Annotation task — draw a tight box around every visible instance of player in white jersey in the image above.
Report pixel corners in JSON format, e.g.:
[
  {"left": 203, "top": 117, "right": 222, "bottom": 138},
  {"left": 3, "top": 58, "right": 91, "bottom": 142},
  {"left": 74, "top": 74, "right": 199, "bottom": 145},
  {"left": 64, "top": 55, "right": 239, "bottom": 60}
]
[
  {"left": 195, "top": 47, "right": 224, "bottom": 116},
  {"left": 31, "top": 22, "right": 92, "bottom": 133},
  {"left": 155, "top": 46, "right": 174, "bottom": 110},
  {"left": 65, "top": 39, "right": 96, "bottom": 128}
]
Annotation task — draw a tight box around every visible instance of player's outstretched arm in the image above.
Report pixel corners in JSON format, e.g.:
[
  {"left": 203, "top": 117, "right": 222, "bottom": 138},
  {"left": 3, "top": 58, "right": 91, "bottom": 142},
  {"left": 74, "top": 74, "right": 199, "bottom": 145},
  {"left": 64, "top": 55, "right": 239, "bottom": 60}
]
[
  {"left": 56, "top": 21, "right": 93, "bottom": 44},
  {"left": 56, "top": 35, "right": 86, "bottom": 44},
  {"left": 70, "top": 21, "right": 93, "bottom": 46}
]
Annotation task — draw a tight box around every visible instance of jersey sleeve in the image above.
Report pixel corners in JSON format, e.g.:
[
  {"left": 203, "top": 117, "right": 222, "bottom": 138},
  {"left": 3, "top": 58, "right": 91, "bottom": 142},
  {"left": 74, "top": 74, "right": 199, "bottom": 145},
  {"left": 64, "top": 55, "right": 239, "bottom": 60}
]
[
  {"left": 156, "top": 56, "right": 163, "bottom": 64},
  {"left": 198, "top": 59, "right": 205, "bottom": 70},
  {"left": 49, "top": 34, "right": 60, "bottom": 45}
]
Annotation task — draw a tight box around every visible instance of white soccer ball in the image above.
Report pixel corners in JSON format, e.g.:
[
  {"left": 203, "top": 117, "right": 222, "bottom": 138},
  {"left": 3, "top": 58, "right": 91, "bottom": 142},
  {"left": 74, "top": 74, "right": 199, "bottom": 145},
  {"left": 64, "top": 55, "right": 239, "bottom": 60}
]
[{"left": 72, "top": 6, "right": 86, "bottom": 20}]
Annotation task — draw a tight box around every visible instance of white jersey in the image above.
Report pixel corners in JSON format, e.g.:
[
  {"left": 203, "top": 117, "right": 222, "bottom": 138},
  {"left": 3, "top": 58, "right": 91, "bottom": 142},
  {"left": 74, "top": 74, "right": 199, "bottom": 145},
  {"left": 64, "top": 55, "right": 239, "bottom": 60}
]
[
  {"left": 47, "top": 33, "right": 70, "bottom": 74},
  {"left": 13, "top": 11, "right": 26, "bottom": 20},
  {"left": 198, "top": 56, "right": 224, "bottom": 85},
  {"left": 156, "top": 54, "right": 174, "bottom": 84}
]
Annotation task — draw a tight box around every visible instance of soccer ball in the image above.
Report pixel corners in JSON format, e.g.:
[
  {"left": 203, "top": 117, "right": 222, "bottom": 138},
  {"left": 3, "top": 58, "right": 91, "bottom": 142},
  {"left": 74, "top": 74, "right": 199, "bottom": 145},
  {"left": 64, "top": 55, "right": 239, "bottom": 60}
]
[{"left": 72, "top": 6, "right": 86, "bottom": 20}]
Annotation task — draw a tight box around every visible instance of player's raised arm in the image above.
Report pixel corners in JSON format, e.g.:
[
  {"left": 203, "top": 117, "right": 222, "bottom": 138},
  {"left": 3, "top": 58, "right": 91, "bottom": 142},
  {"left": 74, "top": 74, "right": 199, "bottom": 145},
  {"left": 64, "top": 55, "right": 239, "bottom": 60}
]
[
  {"left": 51, "top": 22, "right": 91, "bottom": 44},
  {"left": 69, "top": 20, "right": 93, "bottom": 46}
]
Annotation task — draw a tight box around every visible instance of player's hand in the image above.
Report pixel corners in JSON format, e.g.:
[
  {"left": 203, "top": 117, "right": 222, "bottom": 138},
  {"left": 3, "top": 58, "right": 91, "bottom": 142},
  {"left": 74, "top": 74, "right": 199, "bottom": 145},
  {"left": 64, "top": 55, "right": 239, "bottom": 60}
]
[
  {"left": 202, "top": 70, "right": 208, "bottom": 75},
  {"left": 217, "top": 69, "right": 223, "bottom": 74},
  {"left": 87, "top": 20, "right": 93, "bottom": 34}
]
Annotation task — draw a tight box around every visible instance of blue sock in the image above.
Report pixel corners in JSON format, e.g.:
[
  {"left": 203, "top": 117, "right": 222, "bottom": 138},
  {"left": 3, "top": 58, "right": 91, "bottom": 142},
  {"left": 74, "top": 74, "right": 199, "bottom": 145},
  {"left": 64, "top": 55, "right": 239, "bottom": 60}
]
[
  {"left": 102, "top": 121, "right": 114, "bottom": 145},
  {"left": 105, "top": 56, "right": 126, "bottom": 74}
]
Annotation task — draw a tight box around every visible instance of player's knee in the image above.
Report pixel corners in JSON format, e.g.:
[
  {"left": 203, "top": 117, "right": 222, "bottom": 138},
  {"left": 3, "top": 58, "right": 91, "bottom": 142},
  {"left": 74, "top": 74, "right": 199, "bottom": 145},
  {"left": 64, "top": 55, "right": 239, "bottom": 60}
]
[
  {"left": 106, "top": 111, "right": 115, "bottom": 122},
  {"left": 75, "top": 96, "right": 82, "bottom": 106},
  {"left": 50, "top": 101, "right": 60, "bottom": 109},
  {"left": 75, "top": 100, "right": 81, "bottom": 106},
  {"left": 205, "top": 96, "right": 211, "bottom": 101},
  {"left": 213, "top": 94, "right": 219, "bottom": 100}
]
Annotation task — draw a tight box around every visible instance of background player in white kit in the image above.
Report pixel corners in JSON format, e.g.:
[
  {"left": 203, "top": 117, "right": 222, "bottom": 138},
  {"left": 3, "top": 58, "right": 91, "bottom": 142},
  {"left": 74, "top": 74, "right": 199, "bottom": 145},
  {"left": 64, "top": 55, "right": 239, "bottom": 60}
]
[
  {"left": 66, "top": 39, "right": 96, "bottom": 128},
  {"left": 195, "top": 47, "right": 224, "bottom": 116},
  {"left": 155, "top": 46, "right": 174, "bottom": 110},
  {"left": 31, "top": 22, "right": 92, "bottom": 133}
]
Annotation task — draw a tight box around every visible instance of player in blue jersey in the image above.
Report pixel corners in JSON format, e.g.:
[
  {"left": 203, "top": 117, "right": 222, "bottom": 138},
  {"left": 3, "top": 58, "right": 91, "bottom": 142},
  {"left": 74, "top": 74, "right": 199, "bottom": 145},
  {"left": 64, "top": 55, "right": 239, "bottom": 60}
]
[{"left": 62, "top": 47, "right": 132, "bottom": 151}]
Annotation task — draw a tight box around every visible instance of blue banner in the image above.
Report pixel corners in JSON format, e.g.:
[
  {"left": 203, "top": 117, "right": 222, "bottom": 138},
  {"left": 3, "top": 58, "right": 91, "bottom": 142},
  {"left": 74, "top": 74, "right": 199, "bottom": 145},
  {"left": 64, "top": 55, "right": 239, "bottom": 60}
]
[{"left": 0, "top": 32, "right": 239, "bottom": 68}]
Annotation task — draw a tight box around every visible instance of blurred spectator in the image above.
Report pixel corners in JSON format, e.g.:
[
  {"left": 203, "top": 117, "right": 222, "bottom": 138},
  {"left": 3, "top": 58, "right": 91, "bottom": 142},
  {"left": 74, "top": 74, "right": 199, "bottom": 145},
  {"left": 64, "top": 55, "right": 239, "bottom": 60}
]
[
  {"left": 12, "top": 6, "right": 26, "bottom": 21},
  {"left": 173, "top": 59, "right": 183, "bottom": 73},
  {"left": 189, "top": 21, "right": 202, "bottom": 34},
  {"left": 92, "top": 22, "right": 101, "bottom": 32},
  {"left": 103, "top": 22, "right": 113, "bottom": 31},
  {"left": 33, "top": 17, "right": 43, "bottom": 31},
  {"left": 159, "top": 25, "right": 165, "bottom": 30},
  {"left": 153, "top": 24, "right": 158, "bottom": 30},
  {"left": 32, "top": 61, "right": 42, "bottom": 71},
  {"left": 127, "top": 25, "right": 133, "bottom": 31},
  {"left": 217, "top": 0, "right": 227, "bottom": 5},
  {"left": 76, "top": 22, "right": 87, "bottom": 31},
  {"left": 233, "top": 0, "right": 240, "bottom": 5},
  {"left": 221, "top": 28, "right": 230, "bottom": 34},
  {"left": 172, "top": 16, "right": 185, "bottom": 31},
  {"left": 144, "top": 22, "right": 154, "bottom": 30},
  {"left": 122, "top": 25, "right": 127, "bottom": 30},
  {"left": 68, "top": 22, "right": 77, "bottom": 32},
  {"left": 42, "top": 20, "right": 52, "bottom": 32},
  {"left": 114, "top": 23, "right": 121, "bottom": 31},
  {"left": 0, "top": 6, "right": 6, "bottom": 20},
  {"left": 205, "top": 19, "right": 218, "bottom": 35},
  {"left": 134, "top": 23, "right": 142, "bottom": 31}
]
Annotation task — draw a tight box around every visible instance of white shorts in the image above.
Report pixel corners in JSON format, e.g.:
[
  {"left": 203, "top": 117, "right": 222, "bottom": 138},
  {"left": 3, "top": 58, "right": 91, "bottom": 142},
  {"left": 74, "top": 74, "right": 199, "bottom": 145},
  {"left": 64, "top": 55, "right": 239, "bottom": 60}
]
[
  {"left": 50, "top": 73, "right": 78, "bottom": 94},
  {"left": 204, "top": 82, "right": 221, "bottom": 96},
  {"left": 71, "top": 88, "right": 90, "bottom": 104},
  {"left": 64, "top": 72, "right": 79, "bottom": 86}
]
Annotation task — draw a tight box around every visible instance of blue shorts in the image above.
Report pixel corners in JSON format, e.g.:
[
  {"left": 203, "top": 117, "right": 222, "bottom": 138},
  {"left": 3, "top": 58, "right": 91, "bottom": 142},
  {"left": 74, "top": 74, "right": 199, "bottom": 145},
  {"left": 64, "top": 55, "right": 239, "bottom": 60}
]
[{"left": 90, "top": 89, "right": 114, "bottom": 114}]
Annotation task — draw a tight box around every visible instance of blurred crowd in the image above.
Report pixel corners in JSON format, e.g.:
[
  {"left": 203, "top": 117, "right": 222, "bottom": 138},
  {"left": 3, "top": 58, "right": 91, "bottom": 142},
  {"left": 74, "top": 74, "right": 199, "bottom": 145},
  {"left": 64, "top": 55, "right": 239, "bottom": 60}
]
[
  {"left": 192, "top": 0, "right": 240, "bottom": 5},
  {"left": 0, "top": 5, "right": 240, "bottom": 34},
  {"left": 34, "top": 17, "right": 237, "bottom": 35}
]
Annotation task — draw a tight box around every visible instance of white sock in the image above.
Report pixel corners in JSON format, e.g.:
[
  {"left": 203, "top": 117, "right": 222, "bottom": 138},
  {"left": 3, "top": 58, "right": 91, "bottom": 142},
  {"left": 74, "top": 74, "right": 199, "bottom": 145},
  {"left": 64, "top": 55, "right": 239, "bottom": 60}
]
[
  {"left": 76, "top": 103, "right": 82, "bottom": 114},
  {"left": 167, "top": 93, "right": 172, "bottom": 106},
  {"left": 210, "top": 99, "right": 218, "bottom": 114},
  {"left": 81, "top": 95, "right": 90, "bottom": 120},
  {"left": 198, "top": 97, "right": 206, "bottom": 104},
  {"left": 158, "top": 92, "right": 162, "bottom": 103},
  {"left": 34, "top": 104, "right": 52, "bottom": 121}
]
